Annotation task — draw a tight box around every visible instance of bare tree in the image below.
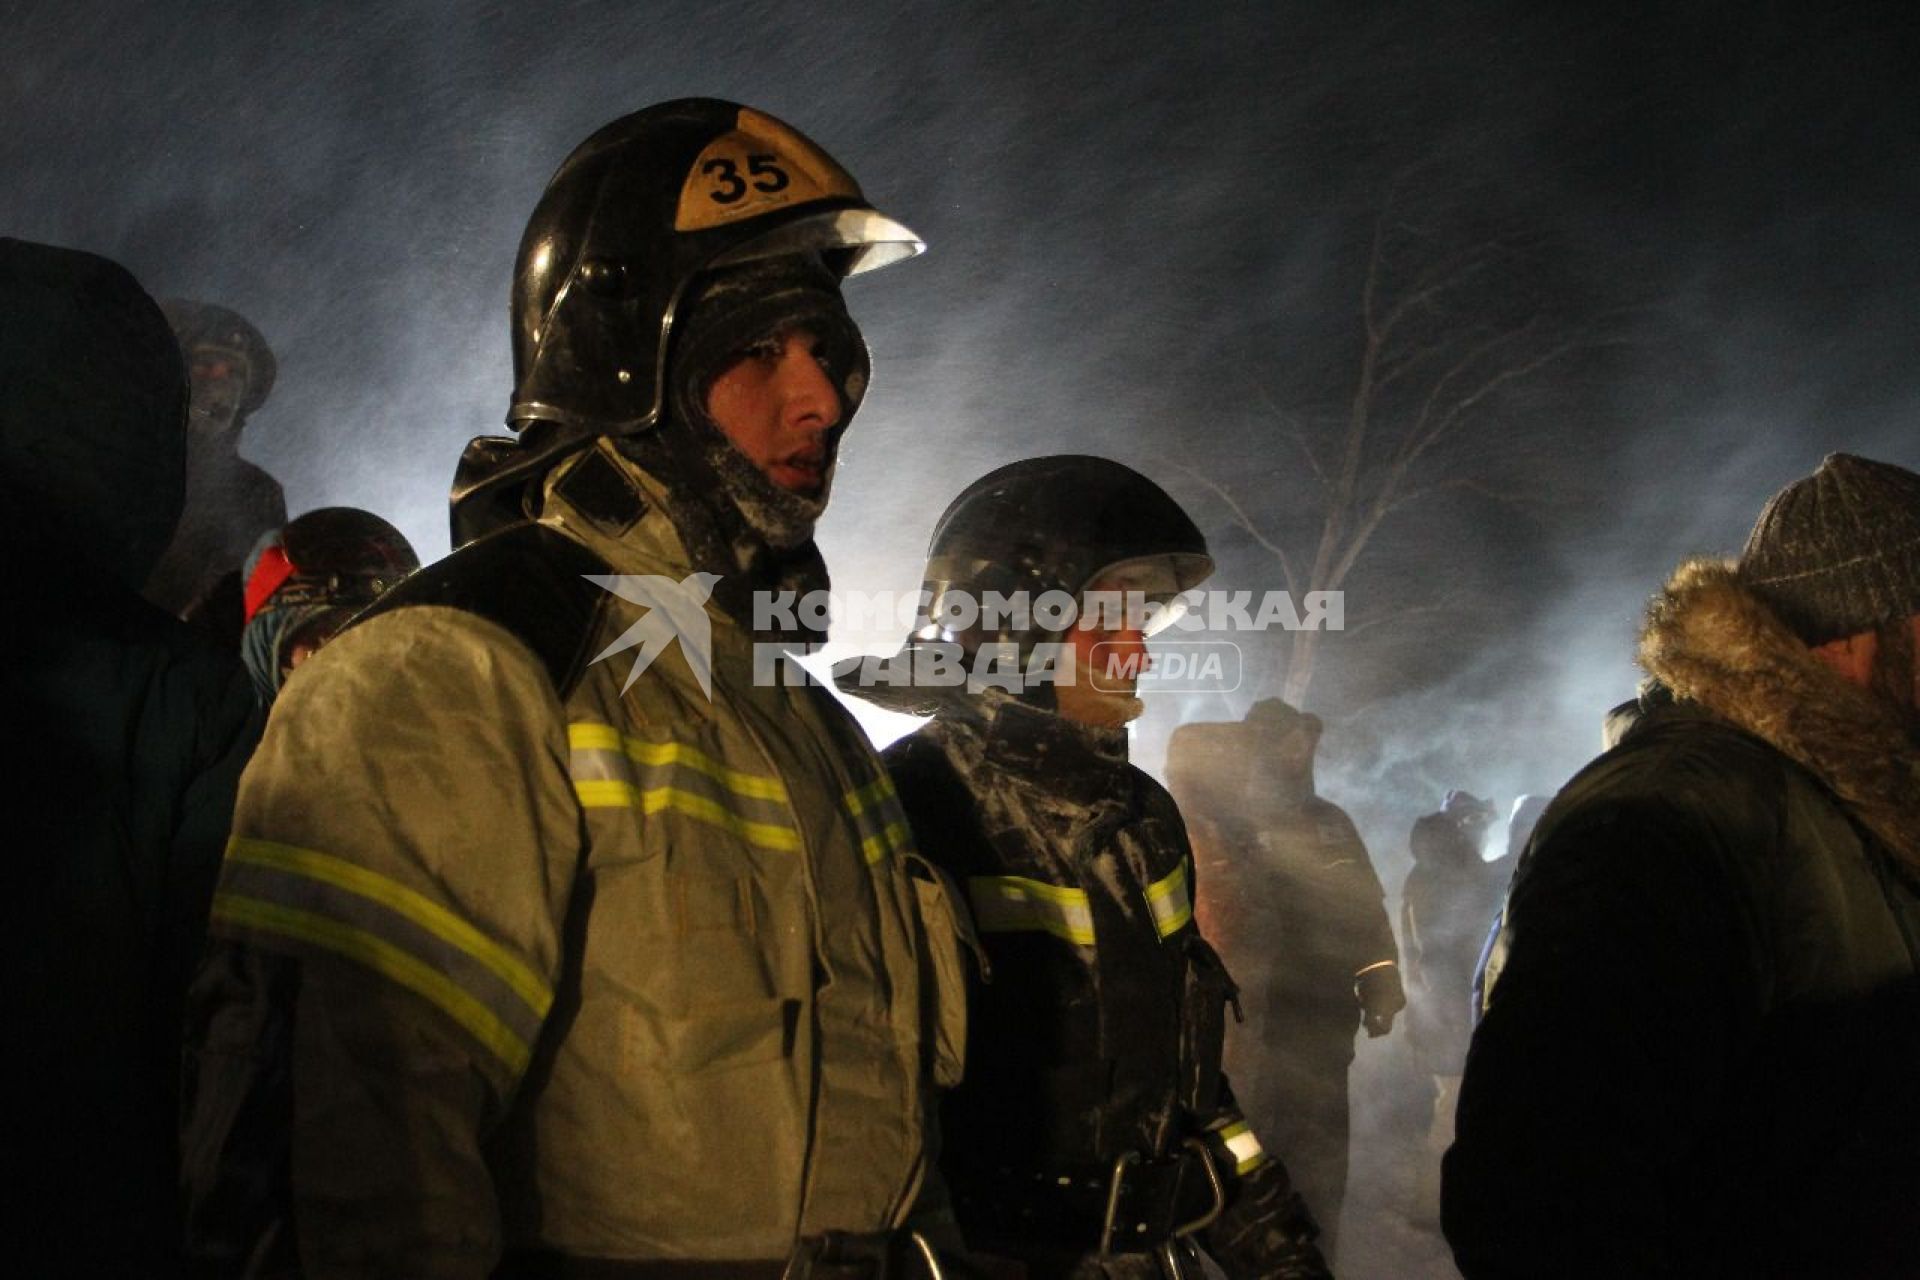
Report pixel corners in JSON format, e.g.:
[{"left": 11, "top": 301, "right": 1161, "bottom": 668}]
[{"left": 1183, "top": 174, "right": 1630, "bottom": 705}]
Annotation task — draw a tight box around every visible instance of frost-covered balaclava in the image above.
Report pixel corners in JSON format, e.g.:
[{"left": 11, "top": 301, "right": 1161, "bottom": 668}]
[{"left": 665, "top": 254, "right": 869, "bottom": 550}]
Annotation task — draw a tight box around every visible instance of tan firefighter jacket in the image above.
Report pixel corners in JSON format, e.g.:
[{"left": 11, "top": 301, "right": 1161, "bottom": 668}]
[{"left": 199, "top": 441, "right": 970, "bottom": 1274}]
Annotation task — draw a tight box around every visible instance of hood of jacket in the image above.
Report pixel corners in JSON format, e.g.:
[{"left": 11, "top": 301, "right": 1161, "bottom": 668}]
[
  {"left": 0, "top": 238, "right": 187, "bottom": 592},
  {"left": 1639, "top": 556, "right": 1920, "bottom": 875}
]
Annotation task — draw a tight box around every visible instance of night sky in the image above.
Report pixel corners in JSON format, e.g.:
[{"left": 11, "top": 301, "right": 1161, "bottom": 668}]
[{"left": 7, "top": 5, "right": 1917, "bottom": 1269}]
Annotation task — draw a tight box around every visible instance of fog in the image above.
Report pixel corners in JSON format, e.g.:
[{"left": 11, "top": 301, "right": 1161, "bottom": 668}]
[{"left": 8, "top": 3, "right": 1918, "bottom": 1274}]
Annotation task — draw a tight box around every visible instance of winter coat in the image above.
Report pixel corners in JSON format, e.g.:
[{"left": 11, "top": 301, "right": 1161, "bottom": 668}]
[
  {"left": 1444, "top": 560, "right": 1920, "bottom": 1279},
  {"left": 181, "top": 439, "right": 968, "bottom": 1276},
  {"left": 0, "top": 238, "right": 261, "bottom": 1273},
  {"left": 885, "top": 699, "right": 1329, "bottom": 1278}
]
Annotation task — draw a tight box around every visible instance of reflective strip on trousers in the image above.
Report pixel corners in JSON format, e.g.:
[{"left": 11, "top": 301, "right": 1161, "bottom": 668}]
[
  {"left": 1145, "top": 859, "right": 1194, "bottom": 939},
  {"left": 966, "top": 874, "right": 1097, "bottom": 946},
  {"left": 567, "top": 722, "right": 802, "bottom": 853},
  {"left": 213, "top": 837, "right": 554, "bottom": 1075}
]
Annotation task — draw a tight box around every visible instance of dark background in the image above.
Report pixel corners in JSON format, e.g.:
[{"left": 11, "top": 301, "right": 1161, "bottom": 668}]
[{"left": 7, "top": 3, "right": 1917, "bottom": 1272}]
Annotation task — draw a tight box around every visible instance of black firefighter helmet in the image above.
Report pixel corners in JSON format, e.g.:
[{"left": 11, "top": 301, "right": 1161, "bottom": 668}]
[
  {"left": 451, "top": 98, "right": 923, "bottom": 544},
  {"left": 838, "top": 455, "right": 1215, "bottom": 714},
  {"left": 158, "top": 298, "right": 277, "bottom": 420}
]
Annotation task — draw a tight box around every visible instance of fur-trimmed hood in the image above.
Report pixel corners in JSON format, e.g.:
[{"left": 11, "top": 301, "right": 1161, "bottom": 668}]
[{"left": 1639, "top": 557, "right": 1920, "bottom": 874}]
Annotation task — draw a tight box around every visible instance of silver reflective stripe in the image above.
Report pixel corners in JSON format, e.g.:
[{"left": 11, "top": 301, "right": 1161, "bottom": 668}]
[
  {"left": 967, "top": 875, "right": 1097, "bottom": 946},
  {"left": 845, "top": 773, "right": 915, "bottom": 865},
  {"left": 1145, "top": 860, "right": 1193, "bottom": 939},
  {"left": 567, "top": 722, "right": 801, "bottom": 854}
]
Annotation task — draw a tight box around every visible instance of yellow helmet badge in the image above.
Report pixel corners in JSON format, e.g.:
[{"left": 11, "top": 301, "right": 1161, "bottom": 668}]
[{"left": 675, "top": 108, "right": 863, "bottom": 232}]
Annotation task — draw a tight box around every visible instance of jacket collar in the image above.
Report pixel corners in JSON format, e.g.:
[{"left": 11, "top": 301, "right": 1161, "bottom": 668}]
[
  {"left": 938, "top": 693, "right": 1132, "bottom": 810},
  {"left": 538, "top": 439, "right": 828, "bottom": 645},
  {"left": 1639, "top": 557, "right": 1920, "bottom": 875}
]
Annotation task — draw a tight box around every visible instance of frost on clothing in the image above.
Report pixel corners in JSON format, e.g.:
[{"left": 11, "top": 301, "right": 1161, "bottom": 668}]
[{"left": 885, "top": 693, "right": 1329, "bottom": 1278}]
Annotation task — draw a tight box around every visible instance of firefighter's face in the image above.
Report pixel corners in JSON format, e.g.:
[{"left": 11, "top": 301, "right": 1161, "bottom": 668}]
[
  {"left": 703, "top": 326, "right": 843, "bottom": 496},
  {"left": 280, "top": 610, "right": 351, "bottom": 679},
  {"left": 187, "top": 346, "right": 249, "bottom": 431},
  {"left": 1055, "top": 578, "right": 1149, "bottom": 727}
]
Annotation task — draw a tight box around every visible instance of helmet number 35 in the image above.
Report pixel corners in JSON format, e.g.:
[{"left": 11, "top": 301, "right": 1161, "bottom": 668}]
[{"left": 702, "top": 154, "right": 790, "bottom": 204}]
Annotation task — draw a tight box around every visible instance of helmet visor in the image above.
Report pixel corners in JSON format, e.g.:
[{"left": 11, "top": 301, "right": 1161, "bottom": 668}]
[
  {"left": 708, "top": 208, "right": 925, "bottom": 277},
  {"left": 1084, "top": 552, "right": 1215, "bottom": 636}
]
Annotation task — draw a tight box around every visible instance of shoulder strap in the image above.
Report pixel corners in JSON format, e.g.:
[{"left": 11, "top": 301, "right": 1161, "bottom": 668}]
[{"left": 351, "top": 523, "right": 611, "bottom": 699}]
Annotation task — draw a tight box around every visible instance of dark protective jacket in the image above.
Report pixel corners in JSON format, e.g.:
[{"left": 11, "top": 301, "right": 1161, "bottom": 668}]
[
  {"left": 182, "top": 440, "right": 967, "bottom": 1276},
  {"left": 143, "top": 410, "right": 286, "bottom": 617},
  {"left": 1234, "top": 796, "right": 1399, "bottom": 1020},
  {"left": 1183, "top": 790, "right": 1396, "bottom": 1262},
  {"left": 1445, "top": 560, "right": 1920, "bottom": 1279},
  {"left": 885, "top": 697, "right": 1328, "bottom": 1278},
  {"left": 0, "top": 238, "right": 261, "bottom": 1273}
]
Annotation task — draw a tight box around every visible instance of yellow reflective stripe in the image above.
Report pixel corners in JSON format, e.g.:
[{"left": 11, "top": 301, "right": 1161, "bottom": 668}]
[
  {"left": 861, "top": 820, "right": 913, "bottom": 866},
  {"left": 844, "top": 774, "right": 894, "bottom": 817},
  {"left": 225, "top": 838, "right": 552, "bottom": 1018},
  {"left": 573, "top": 778, "right": 639, "bottom": 808},
  {"left": 568, "top": 721, "right": 624, "bottom": 753},
  {"left": 1145, "top": 861, "right": 1193, "bottom": 939},
  {"left": 846, "top": 773, "right": 913, "bottom": 864},
  {"left": 625, "top": 739, "right": 789, "bottom": 802},
  {"left": 1212, "top": 1119, "right": 1268, "bottom": 1175},
  {"left": 571, "top": 779, "right": 803, "bottom": 853},
  {"left": 212, "top": 891, "right": 532, "bottom": 1075},
  {"left": 568, "top": 722, "right": 789, "bottom": 803},
  {"left": 968, "top": 875, "right": 1097, "bottom": 946}
]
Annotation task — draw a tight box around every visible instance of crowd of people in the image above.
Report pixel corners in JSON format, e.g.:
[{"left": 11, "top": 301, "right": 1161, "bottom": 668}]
[{"left": 3, "top": 96, "right": 1916, "bottom": 1279}]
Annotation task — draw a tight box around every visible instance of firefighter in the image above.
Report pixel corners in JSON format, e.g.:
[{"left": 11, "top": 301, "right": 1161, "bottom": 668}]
[
  {"left": 236, "top": 506, "right": 419, "bottom": 703},
  {"left": 1164, "top": 702, "right": 1402, "bottom": 1260},
  {"left": 182, "top": 100, "right": 967, "bottom": 1277},
  {"left": 143, "top": 299, "right": 287, "bottom": 617},
  {"left": 842, "top": 456, "right": 1330, "bottom": 1279}
]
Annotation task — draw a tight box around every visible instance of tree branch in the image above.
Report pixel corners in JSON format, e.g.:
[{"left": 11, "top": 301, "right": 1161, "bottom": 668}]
[{"left": 1175, "top": 464, "right": 1299, "bottom": 597}]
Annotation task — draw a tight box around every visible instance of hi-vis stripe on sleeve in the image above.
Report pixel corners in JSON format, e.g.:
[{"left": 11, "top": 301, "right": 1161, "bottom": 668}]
[
  {"left": 1145, "top": 860, "right": 1194, "bottom": 939},
  {"left": 1209, "top": 1118, "right": 1270, "bottom": 1175},
  {"left": 568, "top": 722, "right": 801, "bottom": 853},
  {"left": 211, "top": 838, "right": 554, "bottom": 1076},
  {"left": 967, "top": 875, "right": 1097, "bottom": 946},
  {"left": 844, "top": 773, "right": 916, "bottom": 865}
]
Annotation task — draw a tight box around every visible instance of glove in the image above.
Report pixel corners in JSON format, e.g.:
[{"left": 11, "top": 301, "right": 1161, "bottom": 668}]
[
  {"left": 1355, "top": 962, "right": 1405, "bottom": 1037},
  {"left": 1203, "top": 1155, "right": 1332, "bottom": 1280}
]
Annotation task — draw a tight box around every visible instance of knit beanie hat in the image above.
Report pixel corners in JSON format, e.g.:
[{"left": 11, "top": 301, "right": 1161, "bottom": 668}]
[
  {"left": 666, "top": 254, "right": 868, "bottom": 549},
  {"left": 1738, "top": 453, "right": 1920, "bottom": 644}
]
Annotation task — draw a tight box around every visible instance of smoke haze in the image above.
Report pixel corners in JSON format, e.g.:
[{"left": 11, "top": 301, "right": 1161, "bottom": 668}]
[{"left": 8, "top": 3, "right": 1918, "bottom": 1273}]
